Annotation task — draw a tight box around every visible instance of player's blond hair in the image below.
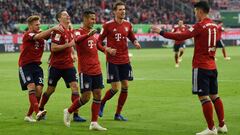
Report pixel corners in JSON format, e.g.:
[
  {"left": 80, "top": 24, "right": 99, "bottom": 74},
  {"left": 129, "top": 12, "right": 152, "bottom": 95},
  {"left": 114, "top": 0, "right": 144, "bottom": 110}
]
[{"left": 27, "top": 15, "right": 40, "bottom": 25}]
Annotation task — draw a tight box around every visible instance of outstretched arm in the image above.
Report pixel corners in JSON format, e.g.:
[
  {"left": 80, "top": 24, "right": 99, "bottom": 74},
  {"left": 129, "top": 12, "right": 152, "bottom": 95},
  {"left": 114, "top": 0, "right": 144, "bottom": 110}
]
[
  {"left": 151, "top": 25, "right": 199, "bottom": 41},
  {"left": 34, "top": 25, "right": 63, "bottom": 40}
]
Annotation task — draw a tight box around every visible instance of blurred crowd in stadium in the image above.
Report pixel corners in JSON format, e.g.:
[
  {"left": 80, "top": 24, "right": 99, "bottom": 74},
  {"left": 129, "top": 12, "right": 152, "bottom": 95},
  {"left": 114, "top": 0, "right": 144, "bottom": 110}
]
[{"left": 0, "top": 0, "right": 240, "bottom": 34}]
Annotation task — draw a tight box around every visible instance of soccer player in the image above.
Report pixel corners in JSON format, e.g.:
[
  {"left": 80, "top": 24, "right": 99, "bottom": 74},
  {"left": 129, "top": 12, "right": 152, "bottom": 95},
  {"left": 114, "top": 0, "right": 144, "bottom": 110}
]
[
  {"left": 152, "top": 1, "right": 227, "bottom": 135},
  {"left": 19, "top": 15, "right": 61, "bottom": 122},
  {"left": 98, "top": 1, "right": 141, "bottom": 121},
  {"left": 215, "top": 21, "right": 231, "bottom": 60},
  {"left": 63, "top": 10, "right": 116, "bottom": 130},
  {"left": 171, "top": 20, "right": 188, "bottom": 68},
  {"left": 39, "top": 10, "right": 85, "bottom": 122}
]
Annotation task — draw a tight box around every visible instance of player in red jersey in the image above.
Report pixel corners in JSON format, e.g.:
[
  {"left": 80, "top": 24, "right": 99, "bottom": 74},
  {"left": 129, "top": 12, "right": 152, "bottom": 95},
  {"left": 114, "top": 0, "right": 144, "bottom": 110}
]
[
  {"left": 215, "top": 21, "right": 231, "bottom": 60},
  {"left": 171, "top": 20, "right": 188, "bottom": 68},
  {"left": 63, "top": 10, "right": 116, "bottom": 130},
  {"left": 152, "top": 1, "right": 227, "bottom": 135},
  {"left": 98, "top": 1, "right": 141, "bottom": 121},
  {"left": 19, "top": 15, "right": 61, "bottom": 122},
  {"left": 39, "top": 10, "right": 85, "bottom": 122}
]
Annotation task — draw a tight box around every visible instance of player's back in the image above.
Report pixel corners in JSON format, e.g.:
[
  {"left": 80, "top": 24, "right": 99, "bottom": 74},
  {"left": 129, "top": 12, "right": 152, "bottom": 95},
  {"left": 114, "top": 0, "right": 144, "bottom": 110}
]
[
  {"left": 74, "top": 27, "right": 101, "bottom": 75},
  {"left": 19, "top": 31, "right": 45, "bottom": 67},
  {"left": 192, "top": 18, "right": 218, "bottom": 69}
]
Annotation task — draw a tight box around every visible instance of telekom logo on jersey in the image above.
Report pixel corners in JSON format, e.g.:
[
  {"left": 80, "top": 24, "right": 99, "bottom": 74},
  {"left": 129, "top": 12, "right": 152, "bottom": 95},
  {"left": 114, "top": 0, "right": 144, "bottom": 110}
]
[
  {"left": 115, "top": 33, "right": 122, "bottom": 41},
  {"left": 88, "top": 40, "right": 95, "bottom": 49}
]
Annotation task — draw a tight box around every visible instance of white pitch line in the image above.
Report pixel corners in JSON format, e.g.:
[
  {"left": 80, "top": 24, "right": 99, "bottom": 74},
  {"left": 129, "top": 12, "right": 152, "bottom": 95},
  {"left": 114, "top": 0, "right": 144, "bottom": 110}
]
[{"left": 133, "top": 78, "right": 240, "bottom": 82}]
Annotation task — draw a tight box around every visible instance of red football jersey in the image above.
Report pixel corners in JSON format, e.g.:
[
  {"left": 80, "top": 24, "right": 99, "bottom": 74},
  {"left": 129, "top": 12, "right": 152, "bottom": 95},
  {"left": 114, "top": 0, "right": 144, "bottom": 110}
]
[
  {"left": 98, "top": 19, "right": 137, "bottom": 64},
  {"left": 74, "top": 27, "right": 103, "bottom": 75},
  {"left": 216, "top": 24, "right": 224, "bottom": 41},
  {"left": 162, "top": 18, "right": 218, "bottom": 70},
  {"left": 49, "top": 25, "right": 74, "bottom": 69},
  {"left": 18, "top": 31, "right": 45, "bottom": 67},
  {"left": 171, "top": 25, "right": 188, "bottom": 45}
]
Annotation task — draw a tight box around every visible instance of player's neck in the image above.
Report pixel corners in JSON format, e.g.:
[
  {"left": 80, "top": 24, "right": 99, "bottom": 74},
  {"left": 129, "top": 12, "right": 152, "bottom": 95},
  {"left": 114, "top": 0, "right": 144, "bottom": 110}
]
[
  {"left": 60, "top": 22, "right": 69, "bottom": 30},
  {"left": 115, "top": 17, "right": 124, "bottom": 24},
  {"left": 28, "top": 28, "right": 37, "bottom": 33},
  {"left": 83, "top": 25, "right": 90, "bottom": 31},
  {"left": 200, "top": 15, "right": 208, "bottom": 21}
]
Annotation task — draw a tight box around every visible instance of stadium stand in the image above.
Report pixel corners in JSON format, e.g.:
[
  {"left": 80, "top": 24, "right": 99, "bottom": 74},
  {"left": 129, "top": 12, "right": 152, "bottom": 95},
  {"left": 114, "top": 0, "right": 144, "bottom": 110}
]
[{"left": 0, "top": 0, "right": 239, "bottom": 34}]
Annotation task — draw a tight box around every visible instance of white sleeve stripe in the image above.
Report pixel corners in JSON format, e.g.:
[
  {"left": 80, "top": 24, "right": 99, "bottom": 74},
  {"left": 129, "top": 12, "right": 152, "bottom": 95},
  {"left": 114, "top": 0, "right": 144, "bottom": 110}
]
[{"left": 19, "top": 67, "right": 27, "bottom": 83}]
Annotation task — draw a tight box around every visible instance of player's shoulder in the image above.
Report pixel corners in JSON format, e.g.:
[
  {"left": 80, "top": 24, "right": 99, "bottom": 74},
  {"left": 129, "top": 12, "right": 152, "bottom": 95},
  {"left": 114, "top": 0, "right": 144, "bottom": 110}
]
[
  {"left": 123, "top": 20, "right": 132, "bottom": 25},
  {"left": 51, "top": 29, "right": 63, "bottom": 35},
  {"left": 74, "top": 27, "right": 85, "bottom": 36},
  {"left": 199, "top": 18, "right": 217, "bottom": 27},
  {"left": 104, "top": 20, "right": 115, "bottom": 25},
  {"left": 24, "top": 31, "right": 36, "bottom": 37},
  {"left": 23, "top": 31, "right": 37, "bottom": 41},
  {"left": 173, "top": 25, "right": 178, "bottom": 29},
  {"left": 123, "top": 19, "right": 130, "bottom": 23}
]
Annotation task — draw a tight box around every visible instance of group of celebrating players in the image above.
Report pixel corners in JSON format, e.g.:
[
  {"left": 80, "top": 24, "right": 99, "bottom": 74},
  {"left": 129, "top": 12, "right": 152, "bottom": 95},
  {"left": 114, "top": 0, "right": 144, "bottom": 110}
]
[{"left": 18, "top": 1, "right": 228, "bottom": 135}]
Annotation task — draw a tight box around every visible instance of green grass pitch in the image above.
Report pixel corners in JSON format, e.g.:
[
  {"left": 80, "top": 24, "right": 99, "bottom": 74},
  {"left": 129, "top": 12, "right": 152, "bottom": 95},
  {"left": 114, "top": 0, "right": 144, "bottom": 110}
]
[{"left": 0, "top": 47, "right": 239, "bottom": 135}]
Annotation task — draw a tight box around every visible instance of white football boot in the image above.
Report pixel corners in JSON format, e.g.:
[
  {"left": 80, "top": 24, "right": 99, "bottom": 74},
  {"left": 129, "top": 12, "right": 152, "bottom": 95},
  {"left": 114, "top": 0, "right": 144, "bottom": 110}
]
[
  {"left": 24, "top": 116, "right": 36, "bottom": 122},
  {"left": 63, "top": 108, "right": 71, "bottom": 127},
  {"left": 196, "top": 127, "right": 217, "bottom": 135},
  {"left": 89, "top": 122, "right": 107, "bottom": 131},
  {"left": 217, "top": 124, "right": 227, "bottom": 134}
]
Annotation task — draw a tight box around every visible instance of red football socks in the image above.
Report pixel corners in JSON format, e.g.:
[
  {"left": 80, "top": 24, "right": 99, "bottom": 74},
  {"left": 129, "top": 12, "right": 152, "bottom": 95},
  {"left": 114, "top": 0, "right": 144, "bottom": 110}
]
[
  {"left": 91, "top": 99, "right": 101, "bottom": 122},
  {"left": 116, "top": 88, "right": 128, "bottom": 115},
  {"left": 201, "top": 99, "right": 214, "bottom": 130},
  {"left": 213, "top": 97, "right": 225, "bottom": 127}
]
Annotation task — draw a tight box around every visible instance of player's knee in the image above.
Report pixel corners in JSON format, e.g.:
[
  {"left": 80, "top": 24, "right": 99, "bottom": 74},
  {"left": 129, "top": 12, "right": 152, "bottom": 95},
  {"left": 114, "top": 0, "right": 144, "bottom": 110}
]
[
  {"left": 93, "top": 90, "right": 101, "bottom": 100},
  {"left": 46, "top": 86, "right": 55, "bottom": 95},
  {"left": 81, "top": 97, "right": 90, "bottom": 104},
  {"left": 198, "top": 96, "right": 211, "bottom": 105},
  {"left": 70, "top": 82, "right": 78, "bottom": 91},
  {"left": 210, "top": 95, "right": 219, "bottom": 103},
  {"left": 27, "top": 83, "right": 36, "bottom": 90},
  {"left": 81, "top": 93, "right": 91, "bottom": 104}
]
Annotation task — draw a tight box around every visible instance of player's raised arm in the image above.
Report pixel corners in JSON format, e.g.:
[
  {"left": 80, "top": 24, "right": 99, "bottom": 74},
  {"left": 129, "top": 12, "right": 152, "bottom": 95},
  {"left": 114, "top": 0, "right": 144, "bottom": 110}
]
[
  {"left": 151, "top": 25, "right": 200, "bottom": 41},
  {"left": 75, "top": 29, "right": 97, "bottom": 43},
  {"left": 34, "top": 25, "right": 63, "bottom": 40}
]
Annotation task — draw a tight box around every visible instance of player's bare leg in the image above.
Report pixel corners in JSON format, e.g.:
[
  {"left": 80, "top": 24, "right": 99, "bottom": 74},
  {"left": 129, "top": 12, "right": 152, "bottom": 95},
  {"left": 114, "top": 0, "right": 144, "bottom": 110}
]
[
  {"left": 114, "top": 80, "right": 128, "bottom": 121},
  {"left": 89, "top": 89, "right": 107, "bottom": 131},
  {"left": 99, "top": 82, "right": 120, "bottom": 117},
  {"left": 178, "top": 48, "right": 184, "bottom": 62},
  {"left": 174, "top": 52, "right": 179, "bottom": 68},
  {"left": 222, "top": 47, "right": 231, "bottom": 60},
  {"left": 69, "top": 81, "right": 86, "bottom": 122}
]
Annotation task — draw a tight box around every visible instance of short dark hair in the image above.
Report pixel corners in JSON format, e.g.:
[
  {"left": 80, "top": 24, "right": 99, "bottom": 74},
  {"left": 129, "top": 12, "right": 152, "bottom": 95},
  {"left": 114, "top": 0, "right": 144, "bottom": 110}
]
[
  {"left": 55, "top": 10, "right": 65, "bottom": 22},
  {"left": 83, "top": 10, "right": 95, "bottom": 18},
  {"left": 113, "top": 1, "right": 125, "bottom": 11},
  {"left": 194, "top": 1, "right": 210, "bottom": 13}
]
